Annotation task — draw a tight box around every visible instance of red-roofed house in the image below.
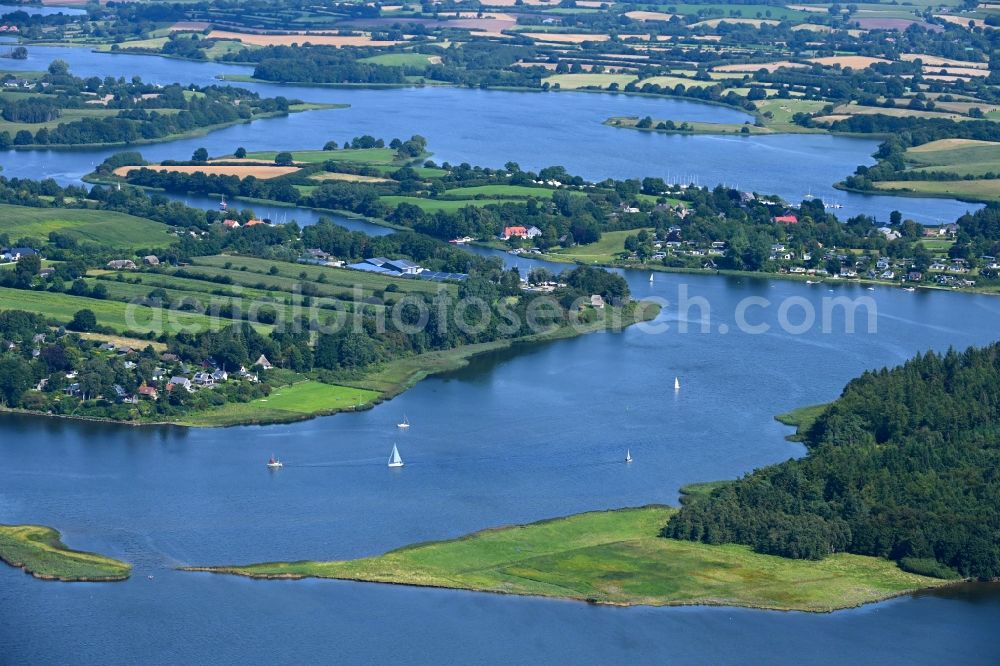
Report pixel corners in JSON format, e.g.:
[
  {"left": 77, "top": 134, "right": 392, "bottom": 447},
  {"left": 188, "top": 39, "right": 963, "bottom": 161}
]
[
  {"left": 245, "top": 219, "right": 267, "bottom": 227},
  {"left": 222, "top": 219, "right": 241, "bottom": 230},
  {"left": 773, "top": 214, "right": 798, "bottom": 224},
  {"left": 138, "top": 385, "right": 159, "bottom": 400},
  {"left": 502, "top": 226, "right": 529, "bottom": 240}
]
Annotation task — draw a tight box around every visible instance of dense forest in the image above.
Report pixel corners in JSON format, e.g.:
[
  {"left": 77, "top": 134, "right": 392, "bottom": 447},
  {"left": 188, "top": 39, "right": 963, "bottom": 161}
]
[{"left": 665, "top": 344, "right": 1000, "bottom": 579}]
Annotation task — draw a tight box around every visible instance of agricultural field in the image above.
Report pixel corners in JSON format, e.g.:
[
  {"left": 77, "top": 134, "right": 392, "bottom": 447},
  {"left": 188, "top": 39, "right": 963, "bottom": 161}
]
[
  {"left": 359, "top": 53, "right": 440, "bottom": 69},
  {"left": 441, "top": 184, "right": 560, "bottom": 199},
  {"left": 904, "top": 139, "right": 1000, "bottom": 177},
  {"left": 0, "top": 286, "right": 258, "bottom": 336},
  {"left": 243, "top": 148, "right": 398, "bottom": 165},
  {"left": 872, "top": 179, "right": 1000, "bottom": 203},
  {"left": 0, "top": 204, "right": 175, "bottom": 249},
  {"left": 204, "top": 30, "right": 404, "bottom": 48},
  {"left": 308, "top": 172, "right": 391, "bottom": 183},
  {"left": 0, "top": 107, "right": 125, "bottom": 134},
  {"left": 380, "top": 195, "right": 509, "bottom": 212},
  {"left": 543, "top": 73, "right": 637, "bottom": 89}
]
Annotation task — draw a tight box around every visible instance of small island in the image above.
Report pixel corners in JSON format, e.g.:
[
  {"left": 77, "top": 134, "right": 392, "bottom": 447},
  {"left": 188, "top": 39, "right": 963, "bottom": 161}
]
[
  {"left": 184, "top": 505, "right": 946, "bottom": 612},
  {"left": 0, "top": 524, "right": 131, "bottom": 582},
  {"left": 185, "top": 343, "right": 1000, "bottom": 610}
]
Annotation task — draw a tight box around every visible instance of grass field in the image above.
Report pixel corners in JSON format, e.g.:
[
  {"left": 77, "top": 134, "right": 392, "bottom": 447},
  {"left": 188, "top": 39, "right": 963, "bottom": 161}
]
[
  {"left": 0, "top": 287, "right": 270, "bottom": 336},
  {"left": 244, "top": 148, "right": 397, "bottom": 165},
  {"left": 189, "top": 506, "right": 947, "bottom": 611},
  {"left": 380, "top": 195, "right": 508, "bottom": 212},
  {"left": 359, "top": 53, "right": 438, "bottom": 69},
  {"left": 904, "top": 139, "right": 1000, "bottom": 177},
  {"left": 634, "top": 75, "right": 715, "bottom": 89},
  {"left": 189, "top": 255, "right": 452, "bottom": 297},
  {"left": 181, "top": 380, "right": 381, "bottom": 427},
  {"left": 0, "top": 107, "right": 121, "bottom": 134},
  {"left": 442, "top": 184, "right": 559, "bottom": 198},
  {"left": 0, "top": 204, "right": 175, "bottom": 249},
  {"left": 872, "top": 179, "right": 1000, "bottom": 203},
  {"left": 0, "top": 525, "right": 131, "bottom": 582},
  {"left": 549, "top": 229, "right": 651, "bottom": 264},
  {"left": 205, "top": 30, "right": 403, "bottom": 48}
]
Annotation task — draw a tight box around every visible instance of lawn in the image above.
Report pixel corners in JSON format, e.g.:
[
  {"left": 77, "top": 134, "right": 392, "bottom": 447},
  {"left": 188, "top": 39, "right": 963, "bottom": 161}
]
[
  {"left": 189, "top": 506, "right": 947, "bottom": 612},
  {"left": 0, "top": 204, "right": 175, "bottom": 249},
  {"left": 180, "top": 380, "right": 381, "bottom": 427},
  {"left": 549, "top": 228, "right": 652, "bottom": 264},
  {"left": 244, "top": 148, "right": 398, "bottom": 165},
  {"left": 0, "top": 524, "right": 131, "bottom": 582}
]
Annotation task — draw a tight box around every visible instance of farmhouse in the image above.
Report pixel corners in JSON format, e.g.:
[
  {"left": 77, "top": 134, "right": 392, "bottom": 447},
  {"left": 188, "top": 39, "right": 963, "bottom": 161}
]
[
  {"left": 773, "top": 214, "right": 798, "bottom": 224},
  {"left": 502, "top": 226, "right": 529, "bottom": 239},
  {"left": 1, "top": 247, "right": 39, "bottom": 262},
  {"left": 107, "top": 259, "right": 137, "bottom": 270}
]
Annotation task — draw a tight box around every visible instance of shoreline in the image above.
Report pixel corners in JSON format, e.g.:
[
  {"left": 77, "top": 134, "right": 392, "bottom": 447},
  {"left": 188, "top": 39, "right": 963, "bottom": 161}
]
[
  {"left": 6, "top": 104, "right": 345, "bottom": 152},
  {"left": 0, "top": 303, "right": 660, "bottom": 430},
  {"left": 181, "top": 505, "right": 959, "bottom": 613},
  {"left": 834, "top": 180, "right": 997, "bottom": 206}
]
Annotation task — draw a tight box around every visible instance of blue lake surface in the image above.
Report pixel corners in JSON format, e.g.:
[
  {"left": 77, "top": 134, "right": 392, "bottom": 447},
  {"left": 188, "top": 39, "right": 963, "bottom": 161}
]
[
  {"left": 1, "top": 43, "right": 999, "bottom": 666},
  {"left": 3, "top": 270, "right": 1000, "bottom": 664},
  {"left": 0, "top": 46, "right": 984, "bottom": 225}
]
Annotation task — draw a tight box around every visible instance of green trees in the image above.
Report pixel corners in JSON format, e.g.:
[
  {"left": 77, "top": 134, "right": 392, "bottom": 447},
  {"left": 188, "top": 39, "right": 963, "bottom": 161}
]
[
  {"left": 68, "top": 309, "right": 97, "bottom": 332},
  {"left": 666, "top": 344, "right": 1000, "bottom": 578},
  {"left": 192, "top": 147, "right": 209, "bottom": 163},
  {"left": 274, "top": 151, "right": 294, "bottom": 166}
]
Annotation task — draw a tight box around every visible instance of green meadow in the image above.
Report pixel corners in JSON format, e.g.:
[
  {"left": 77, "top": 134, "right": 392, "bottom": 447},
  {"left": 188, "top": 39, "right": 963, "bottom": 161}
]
[
  {"left": 0, "top": 525, "right": 131, "bottom": 582},
  {"left": 244, "top": 148, "right": 398, "bottom": 165},
  {"left": 180, "top": 380, "right": 381, "bottom": 427},
  {"left": 0, "top": 204, "right": 175, "bottom": 249},
  {"left": 190, "top": 506, "right": 946, "bottom": 612}
]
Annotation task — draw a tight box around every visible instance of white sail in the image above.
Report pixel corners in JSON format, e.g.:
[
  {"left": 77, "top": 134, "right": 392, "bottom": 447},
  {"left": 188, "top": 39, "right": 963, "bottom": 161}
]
[
  {"left": 674, "top": 377, "right": 680, "bottom": 391},
  {"left": 397, "top": 414, "right": 410, "bottom": 429},
  {"left": 649, "top": 273, "right": 654, "bottom": 282},
  {"left": 626, "top": 449, "right": 633, "bottom": 463},
  {"left": 388, "top": 444, "right": 404, "bottom": 467}
]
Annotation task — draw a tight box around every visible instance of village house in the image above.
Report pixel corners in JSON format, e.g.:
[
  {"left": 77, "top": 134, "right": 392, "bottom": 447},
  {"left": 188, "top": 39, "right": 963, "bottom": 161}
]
[
  {"left": 222, "top": 219, "right": 241, "bottom": 230},
  {"left": 502, "top": 226, "right": 529, "bottom": 240},
  {"left": 138, "top": 385, "right": 159, "bottom": 400},
  {"left": 773, "top": 214, "right": 798, "bottom": 224},
  {"left": 590, "top": 294, "right": 606, "bottom": 309},
  {"left": 167, "top": 377, "right": 193, "bottom": 392},
  {"left": 107, "top": 259, "right": 137, "bottom": 270},
  {"left": 143, "top": 255, "right": 160, "bottom": 266},
  {"left": 254, "top": 354, "right": 273, "bottom": 370},
  {"left": 193, "top": 372, "right": 215, "bottom": 387}
]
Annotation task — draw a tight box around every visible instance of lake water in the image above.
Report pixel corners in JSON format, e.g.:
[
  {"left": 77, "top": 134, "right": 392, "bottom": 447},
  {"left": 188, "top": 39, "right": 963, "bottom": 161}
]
[
  {"left": 1, "top": 43, "right": 999, "bottom": 665},
  {"left": 3, "top": 269, "right": 1000, "bottom": 664},
  {"left": 0, "top": 4, "right": 85, "bottom": 16},
  {"left": 0, "top": 45, "right": 983, "bottom": 225}
]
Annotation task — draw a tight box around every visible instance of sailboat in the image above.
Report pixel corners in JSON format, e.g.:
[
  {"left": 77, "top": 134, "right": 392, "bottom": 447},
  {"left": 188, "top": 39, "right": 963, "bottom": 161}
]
[
  {"left": 625, "top": 449, "right": 633, "bottom": 464},
  {"left": 388, "top": 444, "right": 404, "bottom": 468},
  {"left": 266, "top": 454, "right": 283, "bottom": 469},
  {"left": 397, "top": 414, "right": 410, "bottom": 429},
  {"left": 649, "top": 273, "right": 654, "bottom": 283},
  {"left": 674, "top": 377, "right": 680, "bottom": 391},
  {"left": 219, "top": 195, "right": 227, "bottom": 211}
]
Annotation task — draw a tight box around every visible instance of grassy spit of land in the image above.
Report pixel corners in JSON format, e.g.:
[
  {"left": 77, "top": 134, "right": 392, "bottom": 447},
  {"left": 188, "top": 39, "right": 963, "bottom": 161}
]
[
  {"left": 184, "top": 505, "right": 949, "bottom": 612},
  {"left": 0, "top": 525, "right": 131, "bottom": 582}
]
